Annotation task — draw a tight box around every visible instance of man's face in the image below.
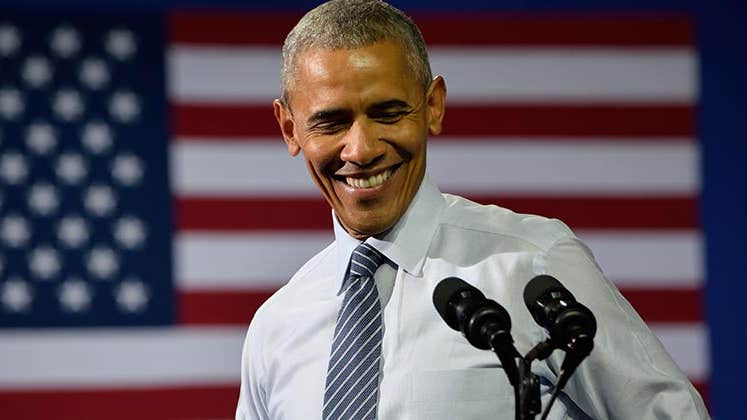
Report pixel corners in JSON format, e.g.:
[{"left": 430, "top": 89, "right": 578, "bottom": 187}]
[{"left": 275, "top": 40, "right": 446, "bottom": 239}]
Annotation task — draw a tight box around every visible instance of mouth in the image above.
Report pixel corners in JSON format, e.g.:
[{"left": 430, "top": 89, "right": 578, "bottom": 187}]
[
  {"left": 335, "top": 163, "right": 402, "bottom": 190},
  {"left": 344, "top": 167, "right": 394, "bottom": 189}
]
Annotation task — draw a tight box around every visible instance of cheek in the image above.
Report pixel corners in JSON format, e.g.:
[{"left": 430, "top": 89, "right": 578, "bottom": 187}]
[
  {"left": 302, "top": 138, "right": 340, "bottom": 175},
  {"left": 386, "top": 123, "right": 426, "bottom": 158}
]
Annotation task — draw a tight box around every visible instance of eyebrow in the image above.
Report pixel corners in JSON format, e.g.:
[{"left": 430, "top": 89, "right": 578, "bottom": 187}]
[{"left": 367, "top": 99, "right": 412, "bottom": 113}]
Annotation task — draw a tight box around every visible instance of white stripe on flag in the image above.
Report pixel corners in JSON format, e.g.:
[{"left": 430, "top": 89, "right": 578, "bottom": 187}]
[
  {"left": 0, "top": 327, "right": 244, "bottom": 389},
  {"left": 171, "top": 140, "right": 317, "bottom": 196},
  {"left": 172, "top": 139, "right": 698, "bottom": 196},
  {"left": 652, "top": 322, "right": 709, "bottom": 380},
  {"left": 175, "top": 231, "right": 700, "bottom": 290},
  {"left": 0, "top": 324, "right": 704, "bottom": 386},
  {"left": 169, "top": 47, "right": 696, "bottom": 103},
  {"left": 430, "top": 48, "right": 696, "bottom": 103},
  {"left": 429, "top": 139, "right": 698, "bottom": 195},
  {"left": 175, "top": 232, "right": 333, "bottom": 289},
  {"left": 577, "top": 230, "right": 703, "bottom": 286}
]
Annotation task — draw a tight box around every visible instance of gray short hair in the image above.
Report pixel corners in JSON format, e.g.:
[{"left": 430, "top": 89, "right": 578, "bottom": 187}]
[{"left": 280, "top": 0, "right": 432, "bottom": 105}]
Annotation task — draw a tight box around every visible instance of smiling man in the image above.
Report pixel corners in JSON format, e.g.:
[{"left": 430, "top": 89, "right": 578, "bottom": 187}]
[
  {"left": 275, "top": 35, "right": 441, "bottom": 241},
  {"left": 235, "top": 1, "right": 708, "bottom": 419}
]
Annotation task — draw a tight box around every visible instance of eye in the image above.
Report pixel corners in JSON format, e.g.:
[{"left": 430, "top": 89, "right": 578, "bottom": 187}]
[
  {"left": 372, "top": 111, "right": 407, "bottom": 124},
  {"left": 311, "top": 119, "right": 349, "bottom": 134}
]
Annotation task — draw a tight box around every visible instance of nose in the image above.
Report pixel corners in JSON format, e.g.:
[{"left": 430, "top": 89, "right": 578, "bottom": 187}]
[{"left": 339, "top": 119, "right": 385, "bottom": 167}]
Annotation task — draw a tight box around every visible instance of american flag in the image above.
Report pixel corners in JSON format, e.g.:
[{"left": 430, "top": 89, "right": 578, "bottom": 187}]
[{"left": 0, "top": 11, "right": 705, "bottom": 419}]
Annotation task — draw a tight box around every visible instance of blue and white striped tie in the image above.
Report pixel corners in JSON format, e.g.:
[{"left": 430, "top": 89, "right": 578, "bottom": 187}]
[{"left": 322, "top": 242, "right": 386, "bottom": 420}]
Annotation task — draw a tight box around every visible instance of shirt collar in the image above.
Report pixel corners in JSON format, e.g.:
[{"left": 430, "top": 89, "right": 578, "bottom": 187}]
[{"left": 333, "top": 175, "right": 446, "bottom": 292}]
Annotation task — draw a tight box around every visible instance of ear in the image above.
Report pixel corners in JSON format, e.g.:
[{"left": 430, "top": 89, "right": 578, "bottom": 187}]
[
  {"left": 274, "top": 99, "right": 301, "bottom": 156},
  {"left": 425, "top": 75, "right": 447, "bottom": 136}
]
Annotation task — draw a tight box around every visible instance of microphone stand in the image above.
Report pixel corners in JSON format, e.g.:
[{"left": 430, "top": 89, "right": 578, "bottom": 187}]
[
  {"left": 488, "top": 331, "right": 541, "bottom": 420},
  {"left": 488, "top": 337, "right": 581, "bottom": 420},
  {"left": 517, "top": 358, "right": 541, "bottom": 420},
  {"left": 521, "top": 339, "right": 584, "bottom": 420},
  {"left": 487, "top": 330, "right": 592, "bottom": 419}
]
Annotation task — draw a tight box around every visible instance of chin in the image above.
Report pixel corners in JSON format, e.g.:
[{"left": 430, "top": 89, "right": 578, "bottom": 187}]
[
  {"left": 343, "top": 214, "right": 395, "bottom": 239},
  {"left": 349, "top": 224, "right": 386, "bottom": 239}
]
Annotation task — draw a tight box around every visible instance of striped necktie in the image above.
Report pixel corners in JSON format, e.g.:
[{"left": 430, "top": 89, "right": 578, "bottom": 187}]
[{"left": 322, "top": 242, "right": 386, "bottom": 420}]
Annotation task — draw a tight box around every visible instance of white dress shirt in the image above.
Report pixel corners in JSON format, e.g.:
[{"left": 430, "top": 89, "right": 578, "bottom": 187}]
[{"left": 236, "top": 176, "right": 708, "bottom": 420}]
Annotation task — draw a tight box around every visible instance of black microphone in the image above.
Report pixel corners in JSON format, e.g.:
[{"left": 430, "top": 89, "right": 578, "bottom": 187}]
[
  {"left": 523, "top": 275, "right": 597, "bottom": 354},
  {"left": 523, "top": 274, "right": 596, "bottom": 393},
  {"left": 433, "top": 277, "right": 520, "bottom": 386}
]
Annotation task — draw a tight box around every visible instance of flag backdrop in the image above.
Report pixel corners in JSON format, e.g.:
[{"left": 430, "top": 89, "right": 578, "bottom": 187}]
[{"left": 0, "top": 10, "right": 707, "bottom": 419}]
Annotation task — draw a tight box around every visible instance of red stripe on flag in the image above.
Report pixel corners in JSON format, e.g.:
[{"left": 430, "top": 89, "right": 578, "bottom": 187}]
[
  {"left": 172, "top": 104, "right": 694, "bottom": 138},
  {"left": 173, "top": 104, "right": 277, "bottom": 137},
  {"left": 178, "top": 287, "right": 700, "bottom": 325},
  {"left": 695, "top": 380, "right": 710, "bottom": 409},
  {"left": 169, "top": 12, "right": 302, "bottom": 45},
  {"left": 621, "top": 288, "right": 704, "bottom": 322},
  {"left": 169, "top": 13, "right": 693, "bottom": 47},
  {"left": 417, "top": 14, "right": 694, "bottom": 47},
  {"left": 178, "top": 289, "right": 275, "bottom": 325},
  {"left": 440, "top": 104, "right": 695, "bottom": 137},
  {"left": 468, "top": 195, "right": 698, "bottom": 229},
  {"left": 176, "top": 197, "right": 331, "bottom": 231},
  {"left": 0, "top": 384, "right": 239, "bottom": 420},
  {"left": 176, "top": 196, "right": 697, "bottom": 231}
]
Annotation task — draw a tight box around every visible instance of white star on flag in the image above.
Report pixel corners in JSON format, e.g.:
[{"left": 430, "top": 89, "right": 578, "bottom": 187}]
[
  {"left": 79, "top": 58, "right": 111, "bottom": 90},
  {"left": 52, "top": 89, "right": 85, "bottom": 121},
  {"left": 109, "top": 90, "right": 140, "bottom": 123},
  {"left": 57, "top": 215, "right": 90, "bottom": 249},
  {"left": 0, "top": 87, "right": 24, "bottom": 120},
  {"left": 58, "top": 278, "right": 92, "bottom": 313},
  {"left": 106, "top": 28, "right": 137, "bottom": 60},
  {"left": 112, "top": 153, "right": 145, "bottom": 186},
  {"left": 50, "top": 26, "right": 81, "bottom": 58},
  {"left": 0, "top": 24, "right": 20, "bottom": 56},
  {"left": 0, "top": 277, "right": 32, "bottom": 313},
  {"left": 0, "top": 152, "right": 29, "bottom": 185},
  {"left": 22, "top": 55, "right": 53, "bottom": 88},
  {"left": 25, "top": 122, "right": 58, "bottom": 155},
  {"left": 114, "top": 216, "right": 147, "bottom": 249},
  {"left": 84, "top": 185, "right": 116, "bottom": 217},
  {"left": 28, "top": 246, "right": 62, "bottom": 280},
  {"left": 81, "top": 121, "right": 114, "bottom": 154},
  {"left": 27, "top": 183, "right": 60, "bottom": 216},
  {"left": 55, "top": 152, "right": 88, "bottom": 185},
  {"left": 0, "top": 214, "right": 31, "bottom": 248},
  {"left": 86, "top": 246, "right": 119, "bottom": 280},
  {"left": 115, "top": 278, "right": 149, "bottom": 313}
]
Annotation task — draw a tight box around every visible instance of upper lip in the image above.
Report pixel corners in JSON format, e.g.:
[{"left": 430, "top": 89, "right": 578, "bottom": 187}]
[{"left": 334, "top": 163, "right": 400, "bottom": 179}]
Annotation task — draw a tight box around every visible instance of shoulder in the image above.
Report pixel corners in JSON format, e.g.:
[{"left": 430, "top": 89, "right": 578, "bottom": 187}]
[{"left": 438, "top": 193, "right": 575, "bottom": 252}]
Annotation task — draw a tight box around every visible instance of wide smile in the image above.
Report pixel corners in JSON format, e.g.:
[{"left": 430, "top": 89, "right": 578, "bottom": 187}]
[
  {"left": 345, "top": 168, "right": 393, "bottom": 188},
  {"left": 335, "top": 163, "right": 402, "bottom": 192}
]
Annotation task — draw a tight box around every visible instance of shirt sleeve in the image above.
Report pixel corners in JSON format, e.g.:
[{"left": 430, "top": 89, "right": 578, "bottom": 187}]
[
  {"left": 534, "top": 236, "right": 709, "bottom": 419},
  {"left": 236, "top": 315, "right": 270, "bottom": 420}
]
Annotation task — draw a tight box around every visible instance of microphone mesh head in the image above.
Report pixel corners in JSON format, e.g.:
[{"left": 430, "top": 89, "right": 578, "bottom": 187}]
[
  {"left": 523, "top": 274, "right": 565, "bottom": 325},
  {"left": 432, "top": 277, "right": 483, "bottom": 330},
  {"left": 523, "top": 275, "right": 563, "bottom": 305}
]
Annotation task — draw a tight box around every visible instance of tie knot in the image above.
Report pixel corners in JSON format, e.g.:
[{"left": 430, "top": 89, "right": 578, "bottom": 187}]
[{"left": 348, "top": 242, "right": 385, "bottom": 279}]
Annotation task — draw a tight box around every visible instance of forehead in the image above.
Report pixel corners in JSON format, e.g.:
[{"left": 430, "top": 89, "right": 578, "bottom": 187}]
[{"left": 288, "top": 41, "right": 420, "bottom": 110}]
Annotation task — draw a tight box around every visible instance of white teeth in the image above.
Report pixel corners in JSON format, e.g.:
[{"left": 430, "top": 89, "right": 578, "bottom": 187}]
[{"left": 346, "top": 169, "right": 392, "bottom": 188}]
